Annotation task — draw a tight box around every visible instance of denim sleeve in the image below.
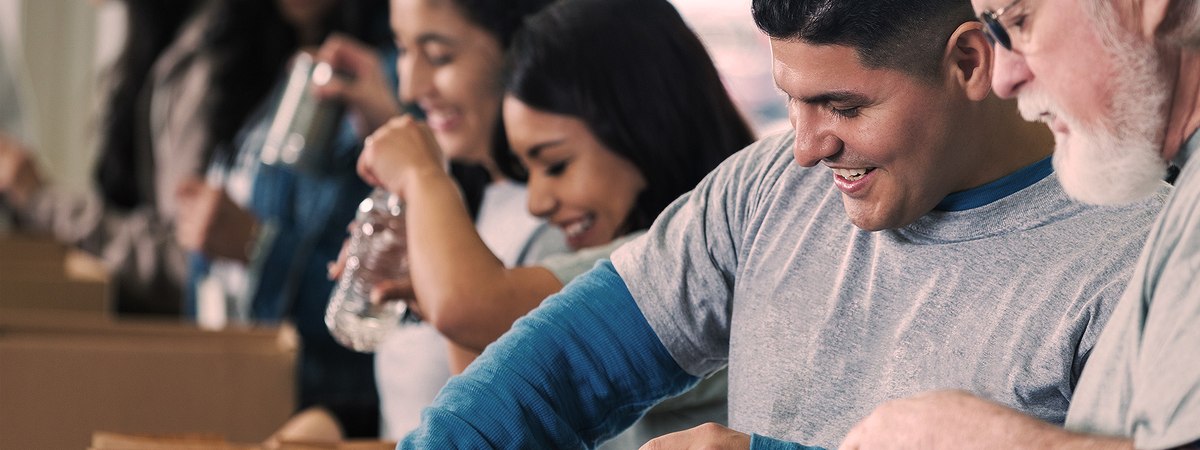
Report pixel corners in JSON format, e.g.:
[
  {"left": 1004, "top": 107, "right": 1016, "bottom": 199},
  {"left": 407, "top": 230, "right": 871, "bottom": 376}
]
[
  {"left": 399, "top": 260, "right": 700, "bottom": 449},
  {"left": 750, "top": 434, "right": 827, "bottom": 450}
]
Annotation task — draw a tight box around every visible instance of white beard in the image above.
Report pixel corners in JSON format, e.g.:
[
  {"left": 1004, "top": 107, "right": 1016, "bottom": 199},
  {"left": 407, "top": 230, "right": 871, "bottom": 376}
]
[{"left": 1016, "top": 14, "right": 1169, "bottom": 205}]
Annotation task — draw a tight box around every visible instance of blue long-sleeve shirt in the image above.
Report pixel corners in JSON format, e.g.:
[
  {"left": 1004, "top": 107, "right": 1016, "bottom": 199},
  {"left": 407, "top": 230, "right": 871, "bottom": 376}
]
[{"left": 400, "top": 261, "right": 823, "bottom": 449}]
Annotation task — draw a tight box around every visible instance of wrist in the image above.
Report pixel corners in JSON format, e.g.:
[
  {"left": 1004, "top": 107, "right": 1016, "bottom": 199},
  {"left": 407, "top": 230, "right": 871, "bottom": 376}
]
[
  {"left": 1039, "top": 430, "right": 1133, "bottom": 450},
  {"left": 393, "top": 163, "right": 450, "bottom": 198}
]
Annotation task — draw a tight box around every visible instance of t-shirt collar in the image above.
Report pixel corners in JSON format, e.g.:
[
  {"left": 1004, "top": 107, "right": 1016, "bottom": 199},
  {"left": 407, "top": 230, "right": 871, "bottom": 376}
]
[{"left": 935, "top": 157, "right": 1054, "bottom": 212}]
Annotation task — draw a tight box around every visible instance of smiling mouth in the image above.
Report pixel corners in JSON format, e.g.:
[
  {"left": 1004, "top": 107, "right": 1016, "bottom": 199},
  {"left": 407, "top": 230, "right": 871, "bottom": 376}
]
[
  {"left": 562, "top": 215, "right": 595, "bottom": 240},
  {"left": 832, "top": 167, "right": 874, "bottom": 182}
]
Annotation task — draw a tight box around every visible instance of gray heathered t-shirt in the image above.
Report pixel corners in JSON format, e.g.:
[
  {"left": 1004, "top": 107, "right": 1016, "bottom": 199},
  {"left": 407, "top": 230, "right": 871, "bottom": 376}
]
[
  {"left": 1065, "top": 133, "right": 1200, "bottom": 449},
  {"left": 611, "top": 131, "right": 1169, "bottom": 449}
]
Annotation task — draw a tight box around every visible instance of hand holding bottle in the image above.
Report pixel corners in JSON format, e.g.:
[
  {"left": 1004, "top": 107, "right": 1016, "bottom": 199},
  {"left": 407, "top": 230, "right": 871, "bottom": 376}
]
[
  {"left": 314, "top": 34, "right": 401, "bottom": 137},
  {"left": 356, "top": 115, "right": 445, "bottom": 197}
]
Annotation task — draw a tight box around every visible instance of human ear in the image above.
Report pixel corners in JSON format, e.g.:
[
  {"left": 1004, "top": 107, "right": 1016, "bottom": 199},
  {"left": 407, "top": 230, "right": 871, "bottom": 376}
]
[{"left": 944, "top": 21, "right": 993, "bottom": 102}]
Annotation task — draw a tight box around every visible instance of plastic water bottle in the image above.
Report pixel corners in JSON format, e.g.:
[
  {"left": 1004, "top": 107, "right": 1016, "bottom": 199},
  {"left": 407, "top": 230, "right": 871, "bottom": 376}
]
[{"left": 325, "top": 188, "right": 412, "bottom": 352}]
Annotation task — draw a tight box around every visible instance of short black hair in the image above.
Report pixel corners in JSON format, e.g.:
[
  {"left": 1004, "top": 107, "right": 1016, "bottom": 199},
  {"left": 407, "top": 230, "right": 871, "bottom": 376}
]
[
  {"left": 751, "top": 0, "right": 974, "bottom": 79},
  {"left": 499, "top": 0, "right": 755, "bottom": 232}
]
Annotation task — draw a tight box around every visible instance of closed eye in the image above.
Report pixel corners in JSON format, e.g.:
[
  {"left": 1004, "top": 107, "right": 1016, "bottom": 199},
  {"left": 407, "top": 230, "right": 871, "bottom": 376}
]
[
  {"left": 546, "top": 160, "right": 569, "bottom": 176},
  {"left": 829, "top": 105, "right": 862, "bottom": 119}
]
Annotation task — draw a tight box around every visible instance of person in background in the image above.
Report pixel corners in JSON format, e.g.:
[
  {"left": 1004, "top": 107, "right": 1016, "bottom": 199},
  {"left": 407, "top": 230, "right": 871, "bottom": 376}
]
[
  {"left": 322, "top": 0, "right": 567, "bottom": 437},
  {"left": 355, "top": 0, "right": 753, "bottom": 446},
  {"left": 171, "top": 0, "right": 394, "bottom": 437},
  {"left": 0, "top": 0, "right": 202, "bottom": 315},
  {"left": 396, "top": 0, "right": 1171, "bottom": 447},
  {"left": 840, "top": 1, "right": 1200, "bottom": 449}
]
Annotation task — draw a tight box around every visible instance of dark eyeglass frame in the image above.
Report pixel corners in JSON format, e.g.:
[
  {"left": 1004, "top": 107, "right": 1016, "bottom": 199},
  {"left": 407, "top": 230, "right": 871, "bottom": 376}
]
[{"left": 979, "top": 0, "right": 1024, "bottom": 50}]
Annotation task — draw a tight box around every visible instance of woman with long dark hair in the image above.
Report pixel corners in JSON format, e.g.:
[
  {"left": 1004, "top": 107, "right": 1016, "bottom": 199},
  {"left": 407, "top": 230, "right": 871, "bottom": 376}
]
[{"left": 172, "top": 0, "right": 394, "bottom": 437}]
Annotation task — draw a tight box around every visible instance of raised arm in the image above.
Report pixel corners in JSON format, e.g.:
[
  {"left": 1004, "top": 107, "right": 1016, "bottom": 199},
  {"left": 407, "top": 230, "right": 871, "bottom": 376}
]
[{"left": 357, "top": 116, "right": 564, "bottom": 351}]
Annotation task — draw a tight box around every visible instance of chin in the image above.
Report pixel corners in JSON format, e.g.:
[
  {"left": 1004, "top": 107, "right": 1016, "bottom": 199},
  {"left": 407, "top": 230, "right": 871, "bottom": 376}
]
[
  {"left": 845, "top": 209, "right": 892, "bottom": 232},
  {"left": 1053, "top": 137, "right": 1165, "bottom": 205}
]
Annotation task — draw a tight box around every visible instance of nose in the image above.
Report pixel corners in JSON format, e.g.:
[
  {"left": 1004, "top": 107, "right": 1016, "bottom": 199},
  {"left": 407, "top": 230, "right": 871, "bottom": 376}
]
[
  {"left": 990, "top": 45, "right": 1034, "bottom": 99},
  {"left": 398, "top": 55, "right": 432, "bottom": 105},
  {"left": 790, "top": 106, "right": 843, "bottom": 167},
  {"left": 526, "top": 175, "right": 557, "bottom": 219}
]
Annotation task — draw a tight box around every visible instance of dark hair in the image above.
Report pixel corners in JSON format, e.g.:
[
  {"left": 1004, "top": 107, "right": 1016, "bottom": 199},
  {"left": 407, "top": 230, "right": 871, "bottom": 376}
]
[
  {"left": 499, "top": 0, "right": 754, "bottom": 232},
  {"left": 95, "top": 0, "right": 201, "bottom": 210},
  {"left": 446, "top": 0, "right": 559, "bottom": 49},
  {"left": 751, "top": 0, "right": 974, "bottom": 80},
  {"left": 204, "top": 0, "right": 391, "bottom": 164}
]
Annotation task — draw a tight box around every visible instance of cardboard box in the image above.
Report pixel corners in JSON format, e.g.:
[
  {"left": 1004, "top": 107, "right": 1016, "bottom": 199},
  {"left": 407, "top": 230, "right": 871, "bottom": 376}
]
[
  {"left": 88, "top": 431, "right": 396, "bottom": 450},
  {"left": 0, "top": 311, "right": 297, "bottom": 450},
  {"left": 0, "top": 233, "right": 112, "bottom": 313}
]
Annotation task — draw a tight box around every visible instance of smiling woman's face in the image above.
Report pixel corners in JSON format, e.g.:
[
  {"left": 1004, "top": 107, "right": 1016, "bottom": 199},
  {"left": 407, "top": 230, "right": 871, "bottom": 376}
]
[
  {"left": 503, "top": 96, "right": 647, "bottom": 250},
  {"left": 391, "top": 0, "right": 505, "bottom": 163}
]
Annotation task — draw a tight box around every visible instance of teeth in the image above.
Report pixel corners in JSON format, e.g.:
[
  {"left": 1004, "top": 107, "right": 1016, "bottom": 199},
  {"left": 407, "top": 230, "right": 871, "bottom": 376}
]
[
  {"left": 833, "top": 168, "right": 871, "bottom": 182},
  {"left": 564, "top": 216, "right": 593, "bottom": 238}
]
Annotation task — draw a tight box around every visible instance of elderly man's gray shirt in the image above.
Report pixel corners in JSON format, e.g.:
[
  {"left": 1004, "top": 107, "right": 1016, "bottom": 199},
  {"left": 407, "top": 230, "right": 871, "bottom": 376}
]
[{"left": 1067, "top": 133, "right": 1200, "bottom": 450}]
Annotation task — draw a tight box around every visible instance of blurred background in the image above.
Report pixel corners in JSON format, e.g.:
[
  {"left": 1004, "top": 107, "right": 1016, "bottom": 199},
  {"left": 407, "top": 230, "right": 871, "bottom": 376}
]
[
  {"left": 4, "top": 0, "right": 786, "bottom": 192},
  {"left": 0, "top": 1, "right": 787, "bottom": 448}
]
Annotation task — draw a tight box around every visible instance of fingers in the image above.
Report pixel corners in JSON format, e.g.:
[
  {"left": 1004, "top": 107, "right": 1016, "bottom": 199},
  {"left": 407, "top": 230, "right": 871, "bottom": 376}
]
[
  {"left": 370, "top": 277, "right": 415, "bottom": 305},
  {"left": 316, "top": 33, "right": 375, "bottom": 77},
  {"left": 175, "top": 176, "right": 207, "bottom": 200},
  {"left": 357, "top": 115, "right": 444, "bottom": 194},
  {"left": 0, "top": 137, "right": 42, "bottom": 207},
  {"left": 311, "top": 75, "right": 350, "bottom": 102},
  {"left": 327, "top": 237, "right": 351, "bottom": 280}
]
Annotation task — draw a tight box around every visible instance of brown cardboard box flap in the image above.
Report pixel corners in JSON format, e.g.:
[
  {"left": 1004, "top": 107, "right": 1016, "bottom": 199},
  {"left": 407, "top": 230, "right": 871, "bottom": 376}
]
[
  {"left": 88, "top": 432, "right": 396, "bottom": 450},
  {"left": 1, "top": 312, "right": 295, "bottom": 449},
  {"left": 0, "top": 233, "right": 112, "bottom": 313}
]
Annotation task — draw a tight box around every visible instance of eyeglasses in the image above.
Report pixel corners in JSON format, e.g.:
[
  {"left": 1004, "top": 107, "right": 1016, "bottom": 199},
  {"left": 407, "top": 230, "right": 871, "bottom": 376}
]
[{"left": 979, "top": 0, "right": 1024, "bottom": 50}]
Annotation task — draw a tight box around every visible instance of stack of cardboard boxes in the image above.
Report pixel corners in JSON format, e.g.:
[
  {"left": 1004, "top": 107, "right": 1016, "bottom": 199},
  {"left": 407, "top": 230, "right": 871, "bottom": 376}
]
[{"left": 0, "top": 233, "right": 300, "bottom": 449}]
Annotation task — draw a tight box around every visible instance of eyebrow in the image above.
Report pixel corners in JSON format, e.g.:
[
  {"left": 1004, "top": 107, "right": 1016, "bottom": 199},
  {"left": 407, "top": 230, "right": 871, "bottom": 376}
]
[
  {"left": 799, "top": 90, "right": 870, "bottom": 105},
  {"left": 525, "top": 139, "right": 566, "bottom": 160}
]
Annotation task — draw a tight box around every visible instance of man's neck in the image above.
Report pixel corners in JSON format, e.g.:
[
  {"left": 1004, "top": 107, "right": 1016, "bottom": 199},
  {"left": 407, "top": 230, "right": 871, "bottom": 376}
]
[
  {"left": 972, "top": 97, "right": 1055, "bottom": 183},
  {"left": 1162, "top": 49, "right": 1200, "bottom": 162}
]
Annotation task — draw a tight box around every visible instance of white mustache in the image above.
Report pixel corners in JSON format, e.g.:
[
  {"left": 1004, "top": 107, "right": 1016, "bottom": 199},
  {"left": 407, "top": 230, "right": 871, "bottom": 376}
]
[{"left": 1016, "top": 92, "right": 1056, "bottom": 124}]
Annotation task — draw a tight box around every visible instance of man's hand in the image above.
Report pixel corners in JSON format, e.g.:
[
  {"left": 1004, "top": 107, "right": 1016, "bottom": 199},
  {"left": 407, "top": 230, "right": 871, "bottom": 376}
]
[
  {"left": 0, "top": 134, "right": 42, "bottom": 210},
  {"left": 840, "top": 390, "right": 1132, "bottom": 450},
  {"left": 641, "top": 423, "right": 751, "bottom": 450},
  {"left": 175, "top": 177, "right": 259, "bottom": 262}
]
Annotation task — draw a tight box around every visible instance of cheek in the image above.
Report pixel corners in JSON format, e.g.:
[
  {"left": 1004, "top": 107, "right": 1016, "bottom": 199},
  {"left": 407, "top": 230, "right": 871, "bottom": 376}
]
[{"left": 450, "top": 70, "right": 502, "bottom": 120}]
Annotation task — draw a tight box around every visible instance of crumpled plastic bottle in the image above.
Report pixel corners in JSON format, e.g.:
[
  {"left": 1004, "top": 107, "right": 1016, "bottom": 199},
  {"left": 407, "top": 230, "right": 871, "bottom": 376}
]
[{"left": 325, "top": 188, "right": 415, "bottom": 352}]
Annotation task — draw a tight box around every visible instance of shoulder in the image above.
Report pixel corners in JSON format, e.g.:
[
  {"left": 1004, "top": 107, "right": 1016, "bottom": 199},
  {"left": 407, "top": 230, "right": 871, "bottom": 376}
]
[{"left": 539, "top": 231, "right": 645, "bottom": 284}]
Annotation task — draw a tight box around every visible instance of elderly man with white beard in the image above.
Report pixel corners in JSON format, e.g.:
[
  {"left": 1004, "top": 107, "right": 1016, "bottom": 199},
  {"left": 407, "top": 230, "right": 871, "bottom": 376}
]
[{"left": 840, "top": 1, "right": 1200, "bottom": 450}]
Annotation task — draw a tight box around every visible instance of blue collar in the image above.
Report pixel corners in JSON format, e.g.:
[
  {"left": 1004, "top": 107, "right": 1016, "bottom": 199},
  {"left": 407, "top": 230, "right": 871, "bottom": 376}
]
[{"left": 935, "top": 157, "right": 1053, "bottom": 211}]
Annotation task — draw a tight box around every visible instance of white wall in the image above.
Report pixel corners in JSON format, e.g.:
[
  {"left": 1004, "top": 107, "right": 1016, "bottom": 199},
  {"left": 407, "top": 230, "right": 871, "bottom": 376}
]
[{"left": 17, "top": 0, "right": 124, "bottom": 191}]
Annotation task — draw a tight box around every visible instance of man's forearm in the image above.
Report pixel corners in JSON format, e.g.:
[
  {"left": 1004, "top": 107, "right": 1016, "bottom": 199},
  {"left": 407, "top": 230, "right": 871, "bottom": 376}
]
[{"left": 400, "top": 261, "right": 699, "bottom": 448}]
